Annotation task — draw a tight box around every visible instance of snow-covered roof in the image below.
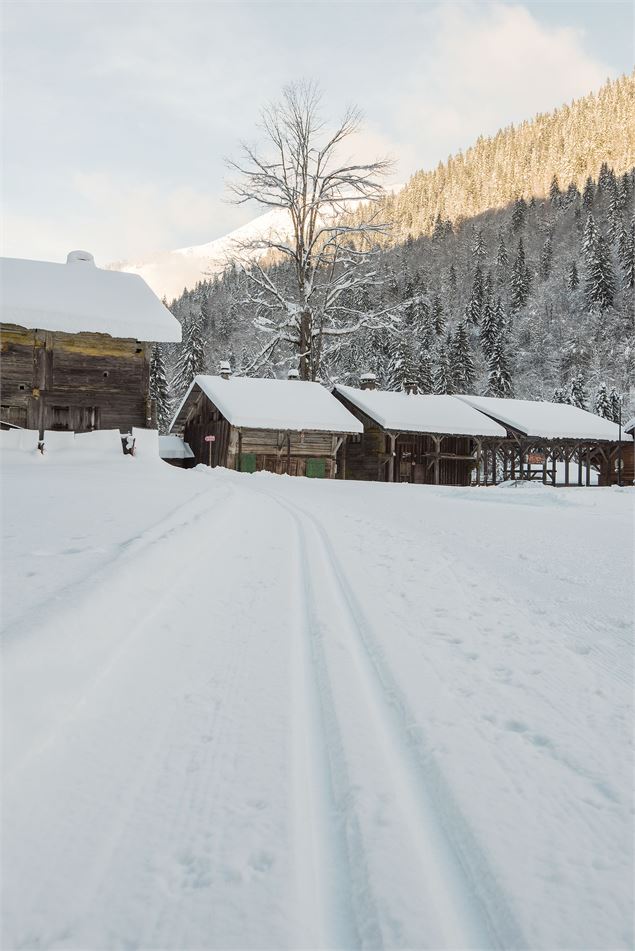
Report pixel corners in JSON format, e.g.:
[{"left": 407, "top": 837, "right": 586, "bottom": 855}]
[
  {"left": 172, "top": 376, "right": 363, "bottom": 434},
  {"left": 457, "top": 395, "right": 624, "bottom": 441},
  {"left": 334, "top": 386, "right": 507, "bottom": 437},
  {"left": 624, "top": 417, "right": 635, "bottom": 436},
  {"left": 159, "top": 435, "right": 195, "bottom": 459},
  {"left": 0, "top": 252, "right": 181, "bottom": 342}
]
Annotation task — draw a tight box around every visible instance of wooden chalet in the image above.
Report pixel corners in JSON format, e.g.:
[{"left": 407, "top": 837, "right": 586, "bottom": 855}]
[
  {"left": 169, "top": 369, "right": 363, "bottom": 477},
  {"left": 456, "top": 395, "right": 628, "bottom": 486},
  {"left": 333, "top": 377, "right": 507, "bottom": 485},
  {"left": 0, "top": 250, "right": 181, "bottom": 435}
]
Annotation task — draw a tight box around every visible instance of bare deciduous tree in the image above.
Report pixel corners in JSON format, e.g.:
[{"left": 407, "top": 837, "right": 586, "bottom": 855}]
[{"left": 227, "top": 81, "right": 394, "bottom": 380}]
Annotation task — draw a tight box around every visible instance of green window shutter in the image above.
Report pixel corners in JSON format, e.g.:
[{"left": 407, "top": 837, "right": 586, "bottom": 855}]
[
  {"left": 239, "top": 452, "right": 257, "bottom": 473},
  {"left": 306, "top": 458, "right": 326, "bottom": 478}
]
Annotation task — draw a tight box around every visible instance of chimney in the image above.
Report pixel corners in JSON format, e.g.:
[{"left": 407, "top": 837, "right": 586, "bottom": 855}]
[
  {"left": 66, "top": 250, "right": 95, "bottom": 265},
  {"left": 287, "top": 368, "right": 300, "bottom": 380},
  {"left": 360, "top": 372, "right": 377, "bottom": 390},
  {"left": 219, "top": 361, "right": 231, "bottom": 380}
]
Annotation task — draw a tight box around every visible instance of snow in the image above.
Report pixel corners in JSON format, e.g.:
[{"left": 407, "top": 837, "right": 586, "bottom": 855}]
[
  {"left": 335, "top": 385, "right": 507, "bottom": 436},
  {"left": 173, "top": 375, "right": 364, "bottom": 434},
  {"left": 457, "top": 395, "right": 625, "bottom": 441},
  {"left": 159, "top": 434, "right": 195, "bottom": 460},
  {"left": 0, "top": 254, "right": 182, "bottom": 342},
  {"left": 624, "top": 416, "right": 635, "bottom": 435},
  {"left": 2, "top": 459, "right": 632, "bottom": 950},
  {"left": 0, "top": 428, "right": 39, "bottom": 452}
]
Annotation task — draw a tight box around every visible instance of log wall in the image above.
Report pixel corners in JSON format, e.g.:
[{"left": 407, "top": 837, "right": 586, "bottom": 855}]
[{"left": 1, "top": 323, "right": 153, "bottom": 434}]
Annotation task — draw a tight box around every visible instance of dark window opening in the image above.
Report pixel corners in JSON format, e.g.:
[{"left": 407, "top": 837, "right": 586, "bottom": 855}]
[
  {"left": 103, "top": 371, "right": 109, "bottom": 379},
  {"left": 18, "top": 384, "right": 27, "bottom": 391}
]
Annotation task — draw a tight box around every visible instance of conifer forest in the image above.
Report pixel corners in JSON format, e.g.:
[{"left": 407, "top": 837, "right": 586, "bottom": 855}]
[{"left": 155, "top": 74, "right": 635, "bottom": 427}]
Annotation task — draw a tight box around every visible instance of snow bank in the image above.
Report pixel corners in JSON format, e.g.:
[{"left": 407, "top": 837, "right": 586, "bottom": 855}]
[
  {"left": 1, "top": 255, "right": 181, "bottom": 342},
  {"left": 172, "top": 375, "right": 364, "bottom": 434},
  {"left": 335, "top": 385, "right": 507, "bottom": 436},
  {"left": 0, "top": 428, "right": 39, "bottom": 452},
  {"left": 2, "top": 462, "right": 632, "bottom": 950},
  {"left": 457, "top": 394, "right": 624, "bottom": 440},
  {"left": 131, "top": 427, "right": 160, "bottom": 461}
]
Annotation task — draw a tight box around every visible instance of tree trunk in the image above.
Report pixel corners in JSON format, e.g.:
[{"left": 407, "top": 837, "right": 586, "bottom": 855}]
[{"left": 299, "top": 310, "right": 311, "bottom": 380}]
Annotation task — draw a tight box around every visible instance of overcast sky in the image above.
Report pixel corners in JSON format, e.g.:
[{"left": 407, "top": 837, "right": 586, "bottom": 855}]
[{"left": 1, "top": 0, "right": 632, "bottom": 265}]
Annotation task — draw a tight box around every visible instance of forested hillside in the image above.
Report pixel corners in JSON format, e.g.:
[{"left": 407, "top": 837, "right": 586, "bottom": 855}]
[{"left": 154, "top": 75, "right": 635, "bottom": 427}]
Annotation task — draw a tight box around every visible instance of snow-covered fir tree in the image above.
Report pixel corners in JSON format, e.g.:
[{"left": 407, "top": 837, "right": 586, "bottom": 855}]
[
  {"left": 568, "top": 373, "right": 588, "bottom": 409},
  {"left": 172, "top": 314, "right": 205, "bottom": 397},
  {"left": 149, "top": 344, "right": 172, "bottom": 432},
  {"left": 594, "top": 382, "right": 611, "bottom": 418}
]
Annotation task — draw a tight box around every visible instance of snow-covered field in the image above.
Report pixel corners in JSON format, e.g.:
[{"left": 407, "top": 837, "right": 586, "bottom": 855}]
[{"left": 2, "top": 455, "right": 633, "bottom": 950}]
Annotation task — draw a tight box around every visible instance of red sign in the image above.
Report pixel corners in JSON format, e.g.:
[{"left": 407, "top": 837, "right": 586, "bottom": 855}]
[
  {"left": 204, "top": 435, "right": 216, "bottom": 443},
  {"left": 527, "top": 453, "right": 545, "bottom": 465}
]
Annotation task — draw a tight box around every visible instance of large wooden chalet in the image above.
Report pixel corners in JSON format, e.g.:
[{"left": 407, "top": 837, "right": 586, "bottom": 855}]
[
  {"left": 0, "top": 250, "right": 181, "bottom": 435},
  {"left": 170, "top": 370, "right": 362, "bottom": 477},
  {"left": 333, "top": 376, "right": 629, "bottom": 486}
]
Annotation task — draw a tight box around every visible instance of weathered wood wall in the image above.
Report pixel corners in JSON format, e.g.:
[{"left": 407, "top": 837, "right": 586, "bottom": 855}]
[{"left": 1, "top": 323, "right": 153, "bottom": 434}]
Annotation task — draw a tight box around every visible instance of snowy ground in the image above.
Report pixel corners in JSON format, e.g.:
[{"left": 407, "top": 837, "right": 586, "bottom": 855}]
[{"left": 2, "top": 455, "right": 633, "bottom": 950}]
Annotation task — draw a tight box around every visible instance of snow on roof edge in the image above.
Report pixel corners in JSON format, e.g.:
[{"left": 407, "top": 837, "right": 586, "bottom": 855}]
[{"left": 170, "top": 376, "right": 363, "bottom": 434}]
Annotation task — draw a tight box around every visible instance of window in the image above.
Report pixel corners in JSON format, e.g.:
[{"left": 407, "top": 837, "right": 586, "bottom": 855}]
[{"left": 51, "top": 406, "right": 71, "bottom": 431}]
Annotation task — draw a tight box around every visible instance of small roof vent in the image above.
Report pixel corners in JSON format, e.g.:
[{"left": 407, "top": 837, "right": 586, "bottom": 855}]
[
  {"left": 287, "top": 368, "right": 300, "bottom": 380},
  {"left": 219, "top": 360, "right": 232, "bottom": 380},
  {"left": 360, "top": 371, "right": 377, "bottom": 390},
  {"left": 66, "top": 250, "right": 95, "bottom": 265}
]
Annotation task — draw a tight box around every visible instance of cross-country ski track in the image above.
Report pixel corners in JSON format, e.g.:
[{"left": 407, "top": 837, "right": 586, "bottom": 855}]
[{"left": 2, "top": 461, "right": 633, "bottom": 950}]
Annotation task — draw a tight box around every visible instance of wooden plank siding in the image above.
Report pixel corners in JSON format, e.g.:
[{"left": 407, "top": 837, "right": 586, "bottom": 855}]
[
  {"left": 179, "top": 387, "right": 342, "bottom": 477},
  {"left": 1, "top": 323, "right": 154, "bottom": 435}
]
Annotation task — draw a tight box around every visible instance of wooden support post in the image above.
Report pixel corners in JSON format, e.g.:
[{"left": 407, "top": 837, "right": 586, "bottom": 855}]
[
  {"left": 340, "top": 436, "right": 347, "bottom": 481},
  {"left": 483, "top": 444, "right": 489, "bottom": 486},
  {"left": 388, "top": 434, "right": 396, "bottom": 483},
  {"left": 564, "top": 449, "right": 570, "bottom": 487},
  {"left": 542, "top": 452, "right": 548, "bottom": 485},
  {"left": 578, "top": 445, "right": 583, "bottom": 486},
  {"left": 433, "top": 435, "right": 441, "bottom": 485},
  {"left": 475, "top": 439, "right": 482, "bottom": 486},
  {"left": 519, "top": 443, "right": 524, "bottom": 481},
  {"left": 237, "top": 430, "right": 242, "bottom": 471},
  {"left": 586, "top": 447, "right": 591, "bottom": 486}
]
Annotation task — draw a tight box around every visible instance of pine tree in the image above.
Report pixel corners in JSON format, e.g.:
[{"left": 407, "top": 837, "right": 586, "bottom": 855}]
[
  {"left": 450, "top": 322, "right": 475, "bottom": 392},
  {"left": 585, "top": 232, "right": 616, "bottom": 311},
  {"left": 465, "top": 265, "right": 484, "bottom": 324},
  {"left": 549, "top": 175, "right": 561, "bottom": 205},
  {"left": 496, "top": 232, "right": 509, "bottom": 271},
  {"left": 417, "top": 349, "right": 434, "bottom": 394},
  {"left": 149, "top": 344, "right": 172, "bottom": 432},
  {"left": 510, "top": 238, "right": 530, "bottom": 312},
  {"left": 594, "top": 382, "right": 611, "bottom": 418},
  {"left": 582, "top": 213, "right": 599, "bottom": 262},
  {"left": 568, "top": 374, "right": 588, "bottom": 409},
  {"left": 172, "top": 314, "right": 206, "bottom": 396},
  {"left": 511, "top": 197, "right": 527, "bottom": 232},
  {"left": 433, "top": 343, "right": 454, "bottom": 394},
  {"left": 471, "top": 227, "right": 486, "bottom": 263},
  {"left": 480, "top": 295, "right": 505, "bottom": 358},
  {"left": 582, "top": 177, "right": 594, "bottom": 210},
  {"left": 553, "top": 387, "right": 567, "bottom": 404},
  {"left": 487, "top": 336, "right": 513, "bottom": 397},
  {"left": 618, "top": 221, "right": 635, "bottom": 289},
  {"left": 567, "top": 261, "right": 580, "bottom": 291},
  {"left": 540, "top": 234, "right": 553, "bottom": 279},
  {"left": 388, "top": 335, "right": 418, "bottom": 391},
  {"left": 431, "top": 293, "right": 446, "bottom": 335},
  {"left": 609, "top": 387, "right": 622, "bottom": 423}
]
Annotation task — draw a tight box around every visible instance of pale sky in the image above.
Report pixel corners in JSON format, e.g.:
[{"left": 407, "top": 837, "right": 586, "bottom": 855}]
[{"left": 1, "top": 0, "right": 633, "bottom": 265}]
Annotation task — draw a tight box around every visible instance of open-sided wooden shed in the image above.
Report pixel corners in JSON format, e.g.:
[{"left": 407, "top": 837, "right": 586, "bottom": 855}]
[
  {"left": 170, "top": 372, "right": 363, "bottom": 477},
  {"left": 333, "top": 380, "right": 507, "bottom": 485},
  {"left": 0, "top": 250, "right": 181, "bottom": 435},
  {"left": 456, "top": 395, "right": 627, "bottom": 486}
]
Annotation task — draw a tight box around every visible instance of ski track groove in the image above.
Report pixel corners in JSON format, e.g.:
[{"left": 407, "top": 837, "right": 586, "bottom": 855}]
[{"left": 257, "top": 482, "right": 527, "bottom": 950}]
